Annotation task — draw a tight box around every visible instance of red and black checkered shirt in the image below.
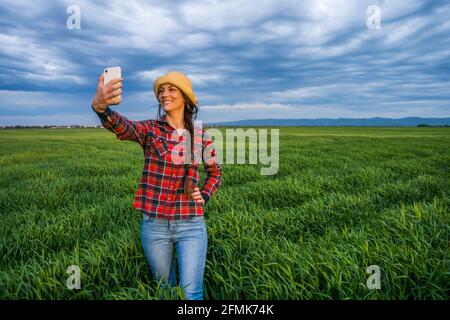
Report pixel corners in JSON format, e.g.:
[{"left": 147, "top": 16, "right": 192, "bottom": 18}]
[{"left": 93, "top": 106, "right": 222, "bottom": 220}]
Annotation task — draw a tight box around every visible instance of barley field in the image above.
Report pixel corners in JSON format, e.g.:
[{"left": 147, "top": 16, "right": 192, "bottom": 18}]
[{"left": 0, "top": 127, "right": 449, "bottom": 299}]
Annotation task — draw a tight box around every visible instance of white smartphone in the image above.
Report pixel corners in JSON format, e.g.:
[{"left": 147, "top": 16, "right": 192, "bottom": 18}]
[{"left": 103, "top": 67, "right": 121, "bottom": 86}]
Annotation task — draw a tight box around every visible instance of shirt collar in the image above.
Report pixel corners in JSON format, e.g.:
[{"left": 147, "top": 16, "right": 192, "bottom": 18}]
[
  {"left": 156, "top": 114, "right": 168, "bottom": 124},
  {"left": 156, "top": 114, "right": 171, "bottom": 130},
  {"left": 156, "top": 114, "right": 179, "bottom": 133}
]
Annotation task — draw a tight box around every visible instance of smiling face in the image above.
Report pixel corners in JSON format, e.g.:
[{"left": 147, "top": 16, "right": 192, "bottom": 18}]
[{"left": 158, "top": 84, "right": 186, "bottom": 114}]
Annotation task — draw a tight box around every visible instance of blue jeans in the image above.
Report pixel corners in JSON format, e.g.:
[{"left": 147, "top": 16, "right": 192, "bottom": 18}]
[{"left": 141, "top": 214, "right": 208, "bottom": 300}]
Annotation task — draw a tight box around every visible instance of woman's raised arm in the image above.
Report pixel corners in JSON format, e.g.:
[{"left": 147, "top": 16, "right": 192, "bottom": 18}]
[{"left": 91, "top": 73, "right": 152, "bottom": 147}]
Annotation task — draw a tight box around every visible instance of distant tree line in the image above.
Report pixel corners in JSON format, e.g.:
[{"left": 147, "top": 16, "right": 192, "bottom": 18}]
[{"left": 417, "top": 123, "right": 450, "bottom": 127}]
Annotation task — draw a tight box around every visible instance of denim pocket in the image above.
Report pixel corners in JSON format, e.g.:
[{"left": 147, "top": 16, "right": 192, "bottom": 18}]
[
  {"left": 185, "top": 215, "right": 205, "bottom": 223},
  {"left": 142, "top": 214, "right": 154, "bottom": 222}
]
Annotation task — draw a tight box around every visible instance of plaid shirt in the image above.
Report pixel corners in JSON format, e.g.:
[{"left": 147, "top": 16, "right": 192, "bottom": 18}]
[{"left": 92, "top": 106, "right": 222, "bottom": 220}]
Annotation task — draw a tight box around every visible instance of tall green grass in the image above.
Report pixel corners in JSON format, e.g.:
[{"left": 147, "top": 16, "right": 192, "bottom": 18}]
[{"left": 0, "top": 127, "right": 449, "bottom": 299}]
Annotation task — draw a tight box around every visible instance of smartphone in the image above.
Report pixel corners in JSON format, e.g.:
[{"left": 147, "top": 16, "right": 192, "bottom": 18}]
[{"left": 103, "top": 67, "right": 121, "bottom": 86}]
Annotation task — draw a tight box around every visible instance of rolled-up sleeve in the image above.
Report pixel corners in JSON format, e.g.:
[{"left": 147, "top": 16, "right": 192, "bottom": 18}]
[{"left": 92, "top": 105, "right": 152, "bottom": 147}]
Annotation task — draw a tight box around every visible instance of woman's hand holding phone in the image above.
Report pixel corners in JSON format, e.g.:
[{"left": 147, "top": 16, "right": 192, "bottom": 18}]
[{"left": 92, "top": 73, "right": 123, "bottom": 113}]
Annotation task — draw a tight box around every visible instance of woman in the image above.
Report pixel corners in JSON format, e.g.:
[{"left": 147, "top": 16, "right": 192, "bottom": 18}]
[{"left": 91, "top": 70, "right": 222, "bottom": 300}]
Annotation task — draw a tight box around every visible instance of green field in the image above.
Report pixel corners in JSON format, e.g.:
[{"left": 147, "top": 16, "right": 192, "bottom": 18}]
[{"left": 0, "top": 127, "right": 449, "bottom": 299}]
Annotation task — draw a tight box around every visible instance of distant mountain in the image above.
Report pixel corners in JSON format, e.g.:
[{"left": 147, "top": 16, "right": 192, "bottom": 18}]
[{"left": 207, "top": 117, "right": 450, "bottom": 127}]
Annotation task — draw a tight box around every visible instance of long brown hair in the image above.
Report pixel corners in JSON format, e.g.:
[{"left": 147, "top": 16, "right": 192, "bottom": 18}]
[{"left": 158, "top": 90, "right": 198, "bottom": 199}]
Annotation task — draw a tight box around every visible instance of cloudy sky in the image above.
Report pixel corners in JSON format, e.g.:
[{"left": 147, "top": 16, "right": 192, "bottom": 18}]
[{"left": 0, "top": 0, "right": 449, "bottom": 125}]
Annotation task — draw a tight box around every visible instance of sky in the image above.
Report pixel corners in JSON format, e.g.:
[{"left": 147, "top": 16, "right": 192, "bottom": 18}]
[{"left": 0, "top": 0, "right": 449, "bottom": 125}]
